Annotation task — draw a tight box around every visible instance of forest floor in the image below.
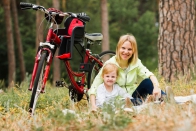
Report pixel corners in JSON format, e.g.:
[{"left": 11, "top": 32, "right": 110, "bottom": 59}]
[{"left": 0, "top": 77, "right": 196, "bottom": 131}]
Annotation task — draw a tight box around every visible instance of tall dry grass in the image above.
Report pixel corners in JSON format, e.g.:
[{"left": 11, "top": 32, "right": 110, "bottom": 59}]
[{"left": 0, "top": 75, "right": 196, "bottom": 131}]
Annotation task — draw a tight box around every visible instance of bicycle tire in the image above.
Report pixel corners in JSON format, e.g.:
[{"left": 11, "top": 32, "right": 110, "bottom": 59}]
[
  {"left": 87, "top": 50, "right": 116, "bottom": 89},
  {"left": 29, "top": 52, "right": 47, "bottom": 114}
]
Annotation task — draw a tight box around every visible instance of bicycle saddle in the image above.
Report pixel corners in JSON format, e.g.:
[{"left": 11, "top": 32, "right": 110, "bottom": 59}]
[{"left": 85, "top": 33, "right": 103, "bottom": 41}]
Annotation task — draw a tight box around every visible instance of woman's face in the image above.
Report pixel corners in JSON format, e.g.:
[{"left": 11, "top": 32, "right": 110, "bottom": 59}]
[{"left": 119, "top": 41, "right": 133, "bottom": 61}]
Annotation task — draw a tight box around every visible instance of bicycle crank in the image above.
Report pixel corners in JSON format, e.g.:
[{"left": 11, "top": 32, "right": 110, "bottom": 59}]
[
  {"left": 56, "top": 80, "right": 67, "bottom": 87},
  {"left": 68, "top": 85, "right": 83, "bottom": 102}
]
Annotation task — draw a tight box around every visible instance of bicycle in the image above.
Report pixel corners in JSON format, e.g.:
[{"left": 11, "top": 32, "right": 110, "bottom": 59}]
[{"left": 20, "top": 2, "right": 115, "bottom": 115}]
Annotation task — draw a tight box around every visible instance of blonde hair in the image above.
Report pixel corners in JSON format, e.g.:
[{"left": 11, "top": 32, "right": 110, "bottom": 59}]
[
  {"left": 102, "top": 63, "right": 118, "bottom": 78},
  {"left": 116, "top": 34, "right": 138, "bottom": 64}
]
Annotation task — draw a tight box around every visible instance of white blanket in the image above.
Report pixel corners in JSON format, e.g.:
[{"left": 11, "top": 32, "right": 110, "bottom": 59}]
[
  {"left": 174, "top": 94, "right": 196, "bottom": 103},
  {"left": 131, "top": 94, "right": 196, "bottom": 113}
]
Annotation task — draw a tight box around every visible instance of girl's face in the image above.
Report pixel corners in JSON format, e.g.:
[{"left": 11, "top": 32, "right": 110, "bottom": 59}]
[
  {"left": 119, "top": 41, "right": 133, "bottom": 61},
  {"left": 103, "top": 71, "right": 117, "bottom": 88}
]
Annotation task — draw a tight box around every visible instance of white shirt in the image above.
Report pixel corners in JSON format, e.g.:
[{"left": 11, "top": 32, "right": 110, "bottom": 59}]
[{"left": 96, "top": 83, "right": 133, "bottom": 107}]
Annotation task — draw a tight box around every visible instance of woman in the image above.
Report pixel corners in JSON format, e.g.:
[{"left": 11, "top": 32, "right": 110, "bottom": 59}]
[{"left": 88, "top": 34, "right": 165, "bottom": 111}]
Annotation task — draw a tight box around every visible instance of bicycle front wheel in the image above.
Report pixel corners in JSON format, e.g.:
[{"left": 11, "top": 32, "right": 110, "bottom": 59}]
[
  {"left": 87, "top": 50, "right": 115, "bottom": 89},
  {"left": 29, "top": 52, "right": 47, "bottom": 115}
]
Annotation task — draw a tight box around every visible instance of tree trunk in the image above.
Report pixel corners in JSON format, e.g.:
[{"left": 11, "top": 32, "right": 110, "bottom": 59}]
[
  {"left": 158, "top": 0, "right": 196, "bottom": 82},
  {"left": 52, "top": 0, "right": 61, "bottom": 86},
  {"left": 2, "top": 0, "right": 16, "bottom": 87},
  {"left": 11, "top": 0, "right": 26, "bottom": 81},
  {"left": 36, "top": 0, "right": 44, "bottom": 49},
  {"left": 62, "top": 0, "right": 66, "bottom": 10},
  {"left": 101, "top": 0, "right": 109, "bottom": 60}
]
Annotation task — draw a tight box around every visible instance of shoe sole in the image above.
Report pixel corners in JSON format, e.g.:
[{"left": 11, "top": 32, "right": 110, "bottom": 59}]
[{"left": 165, "top": 86, "right": 176, "bottom": 103}]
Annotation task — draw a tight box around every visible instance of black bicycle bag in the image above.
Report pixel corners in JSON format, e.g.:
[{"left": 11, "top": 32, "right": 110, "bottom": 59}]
[{"left": 64, "top": 17, "right": 84, "bottom": 36}]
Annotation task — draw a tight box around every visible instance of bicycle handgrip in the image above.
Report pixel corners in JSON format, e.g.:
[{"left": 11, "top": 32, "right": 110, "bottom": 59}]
[
  {"left": 78, "top": 15, "right": 90, "bottom": 22},
  {"left": 20, "top": 2, "right": 33, "bottom": 10}
]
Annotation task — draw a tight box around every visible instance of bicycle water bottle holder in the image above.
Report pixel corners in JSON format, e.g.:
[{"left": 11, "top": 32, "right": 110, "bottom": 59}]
[{"left": 79, "top": 63, "right": 91, "bottom": 72}]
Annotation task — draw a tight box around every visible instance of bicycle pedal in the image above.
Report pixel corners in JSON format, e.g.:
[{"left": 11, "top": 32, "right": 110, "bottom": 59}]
[
  {"left": 56, "top": 81, "right": 65, "bottom": 87},
  {"left": 41, "top": 89, "right": 45, "bottom": 93}
]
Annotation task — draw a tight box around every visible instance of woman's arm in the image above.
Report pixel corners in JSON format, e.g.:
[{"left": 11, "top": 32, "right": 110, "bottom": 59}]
[
  {"left": 137, "top": 59, "right": 162, "bottom": 99},
  {"left": 90, "top": 94, "right": 97, "bottom": 111},
  {"left": 150, "top": 75, "right": 161, "bottom": 99},
  {"left": 137, "top": 59, "right": 154, "bottom": 78},
  {"left": 88, "top": 67, "right": 103, "bottom": 96}
]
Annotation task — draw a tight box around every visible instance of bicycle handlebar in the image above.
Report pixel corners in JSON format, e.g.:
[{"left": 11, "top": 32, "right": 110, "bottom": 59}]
[
  {"left": 20, "top": 2, "right": 33, "bottom": 9},
  {"left": 20, "top": 2, "right": 90, "bottom": 22}
]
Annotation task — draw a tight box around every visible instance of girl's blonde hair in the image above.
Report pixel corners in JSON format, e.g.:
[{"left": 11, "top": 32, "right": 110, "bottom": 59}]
[
  {"left": 102, "top": 63, "right": 118, "bottom": 78},
  {"left": 116, "top": 34, "right": 138, "bottom": 64}
]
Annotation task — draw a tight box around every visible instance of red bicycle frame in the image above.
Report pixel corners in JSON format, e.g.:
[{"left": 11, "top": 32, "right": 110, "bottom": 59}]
[
  {"left": 29, "top": 21, "right": 105, "bottom": 95},
  {"left": 63, "top": 49, "right": 104, "bottom": 94}
]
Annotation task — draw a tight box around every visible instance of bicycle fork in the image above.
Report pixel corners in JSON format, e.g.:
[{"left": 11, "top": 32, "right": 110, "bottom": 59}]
[{"left": 29, "top": 47, "right": 53, "bottom": 93}]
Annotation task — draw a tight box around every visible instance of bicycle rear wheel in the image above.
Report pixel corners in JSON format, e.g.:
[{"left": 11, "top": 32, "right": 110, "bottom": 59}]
[
  {"left": 29, "top": 52, "right": 47, "bottom": 115},
  {"left": 87, "top": 50, "right": 115, "bottom": 89}
]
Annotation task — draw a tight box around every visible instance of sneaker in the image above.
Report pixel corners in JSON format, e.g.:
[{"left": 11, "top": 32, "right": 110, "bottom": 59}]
[
  {"left": 145, "top": 95, "right": 162, "bottom": 104},
  {"left": 165, "top": 86, "right": 176, "bottom": 103}
]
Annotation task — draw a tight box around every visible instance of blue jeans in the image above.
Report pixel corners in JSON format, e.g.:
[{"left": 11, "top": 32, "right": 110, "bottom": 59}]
[{"left": 131, "top": 78, "right": 166, "bottom": 106}]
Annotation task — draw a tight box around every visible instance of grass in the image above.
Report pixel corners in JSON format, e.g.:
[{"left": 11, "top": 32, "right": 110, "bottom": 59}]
[{"left": 0, "top": 76, "right": 196, "bottom": 131}]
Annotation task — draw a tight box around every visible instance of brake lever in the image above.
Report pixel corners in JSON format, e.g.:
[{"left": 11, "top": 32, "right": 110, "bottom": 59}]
[
  {"left": 32, "top": 5, "right": 45, "bottom": 11},
  {"left": 67, "top": 12, "right": 77, "bottom": 17}
]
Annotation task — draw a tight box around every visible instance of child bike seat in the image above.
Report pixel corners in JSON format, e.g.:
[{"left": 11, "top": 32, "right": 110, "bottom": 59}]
[{"left": 85, "top": 33, "right": 103, "bottom": 41}]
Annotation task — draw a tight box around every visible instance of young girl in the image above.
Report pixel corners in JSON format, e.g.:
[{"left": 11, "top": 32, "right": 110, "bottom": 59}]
[{"left": 95, "top": 63, "right": 133, "bottom": 109}]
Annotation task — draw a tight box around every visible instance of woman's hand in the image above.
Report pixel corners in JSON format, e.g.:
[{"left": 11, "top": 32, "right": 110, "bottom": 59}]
[
  {"left": 150, "top": 75, "right": 161, "bottom": 99},
  {"left": 153, "top": 86, "right": 161, "bottom": 100}
]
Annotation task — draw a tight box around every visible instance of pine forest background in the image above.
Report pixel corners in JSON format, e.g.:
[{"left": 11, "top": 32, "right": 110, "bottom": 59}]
[{"left": 0, "top": 0, "right": 169, "bottom": 86}]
